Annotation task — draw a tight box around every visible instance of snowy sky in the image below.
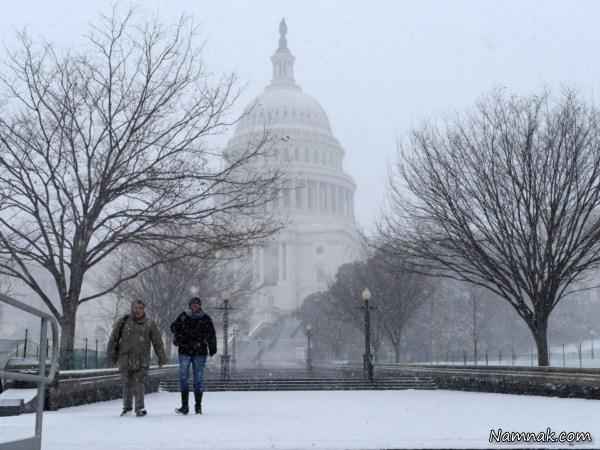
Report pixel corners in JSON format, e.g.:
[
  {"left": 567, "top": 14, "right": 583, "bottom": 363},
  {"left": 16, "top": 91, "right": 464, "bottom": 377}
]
[{"left": 1, "top": 0, "right": 599, "bottom": 230}]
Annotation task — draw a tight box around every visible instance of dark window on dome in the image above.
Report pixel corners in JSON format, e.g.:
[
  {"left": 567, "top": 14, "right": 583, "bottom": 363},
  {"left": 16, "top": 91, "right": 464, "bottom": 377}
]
[
  {"left": 264, "top": 244, "right": 279, "bottom": 286},
  {"left": 283, "top": 188, "right": 291, "bottom": 208},
  {"left": 282, "top": 243, "right": 287, "bottom": 281},
  {"left": 320, "top": 182, "right": 328, "bottom": 211},
  {"left": 295, "top": 181, "right": 304, "bottom": 209},
  {"left": 316, "top": 245, "right": 324, "bottom": 255},
  {"left": 307, "top": 181, "right": 315, "bottom": 209},
  {"left": 331, "top": 185, "right": 337, "bottom": 213}
]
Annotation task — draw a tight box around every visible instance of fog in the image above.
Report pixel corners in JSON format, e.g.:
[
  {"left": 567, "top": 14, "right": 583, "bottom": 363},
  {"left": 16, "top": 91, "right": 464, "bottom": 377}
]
[
  {"left": 1, "top": 1, "right": 599, "bottom": 228},
  {"left": 1, "top": 1, "right": 600, "bottom": 370}
]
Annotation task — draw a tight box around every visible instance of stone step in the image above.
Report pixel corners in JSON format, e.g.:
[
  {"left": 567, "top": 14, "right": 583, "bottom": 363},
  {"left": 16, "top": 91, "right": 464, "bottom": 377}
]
[
  {"left": 159, "top": 376, "right": 438, "bottom": 392},
  {"left": 167, "top": 378, "right": 436, "bottom": 384},
  {"left": 160, "top": 384, "right": 437, "bottom": 392},
  {"left": 163, "top": 376, "right": 434, "bottom": 384},
  {"left": 162, "top": 380, "right": 437, "bottom": 387},
  {"left": 162, "top": 385, "right": 437, "bottom": 392},
  {"left": 0, "top": 398, "right": 24, "bottom": 416}
]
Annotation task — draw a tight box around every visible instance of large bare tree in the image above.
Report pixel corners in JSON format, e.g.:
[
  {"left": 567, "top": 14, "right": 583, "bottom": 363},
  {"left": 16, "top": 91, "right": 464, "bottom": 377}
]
[
  {"left": 0, "top": 9, "right": 281, "bottom": 368},
  {"left": 379, "top": 89, "right": 600, "bottom": 366},
  {"left": 103, "top": 243, "right": 256, "bottom": 360}
]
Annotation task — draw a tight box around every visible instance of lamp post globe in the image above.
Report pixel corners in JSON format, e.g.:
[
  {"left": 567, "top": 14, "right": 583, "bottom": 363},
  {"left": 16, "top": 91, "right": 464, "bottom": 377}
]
[{"left": 362, "top": 288, "right": 371, "bottom": 302}]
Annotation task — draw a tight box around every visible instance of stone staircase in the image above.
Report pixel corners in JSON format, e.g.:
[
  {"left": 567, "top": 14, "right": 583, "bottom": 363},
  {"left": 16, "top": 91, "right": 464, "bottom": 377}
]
[
  {"left": 236, "top": 315, "right": 309, "bottom": 368},
  {"left": 159, "top": 372, "right": 438, "bottom": 392}
]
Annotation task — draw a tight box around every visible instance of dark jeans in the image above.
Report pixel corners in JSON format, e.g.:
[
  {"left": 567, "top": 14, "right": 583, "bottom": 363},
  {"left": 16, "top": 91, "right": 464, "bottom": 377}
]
[
  {"left": 121, "top": 369, "right": 147, "bottom": 411},
  {"left": 178, "top": 354, "right": 207, "bottom": 393}
]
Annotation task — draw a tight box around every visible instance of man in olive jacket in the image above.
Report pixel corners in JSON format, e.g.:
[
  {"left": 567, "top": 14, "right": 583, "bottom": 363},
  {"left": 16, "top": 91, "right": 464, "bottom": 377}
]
[
  {"left": 107, "top": 300, "right": 167, "bottom": 417},
  {"left": 171, "top": 296, "right": 217, "bottom": 415}
]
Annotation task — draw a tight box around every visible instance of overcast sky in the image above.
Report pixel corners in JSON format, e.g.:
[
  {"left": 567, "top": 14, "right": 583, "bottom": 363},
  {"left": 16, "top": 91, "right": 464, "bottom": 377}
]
[{"left": 1, "top": 0, "right": 599, "bottom": 230}]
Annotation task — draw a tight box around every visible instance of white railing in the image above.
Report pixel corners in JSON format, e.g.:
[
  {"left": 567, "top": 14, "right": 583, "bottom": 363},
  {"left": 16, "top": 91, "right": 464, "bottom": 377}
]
[{"left": 0, "top": 294, "right": 60, "bottom": 450}]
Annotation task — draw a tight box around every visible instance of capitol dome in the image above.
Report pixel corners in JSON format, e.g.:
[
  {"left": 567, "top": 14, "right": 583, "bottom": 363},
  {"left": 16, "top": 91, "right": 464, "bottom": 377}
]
[
  {"left": 234, "top": 18, "right": 333, "bottom": 136},
  {"left": 227, "top": 19, "right": 362, "bottom": 323},
  {"left": 237, "top": 86, "right": 333, "bottom": 134}
]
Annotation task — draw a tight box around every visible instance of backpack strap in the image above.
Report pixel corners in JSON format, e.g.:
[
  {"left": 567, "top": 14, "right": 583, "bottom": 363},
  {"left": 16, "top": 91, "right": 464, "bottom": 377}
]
[{"left": 115, "top": 314, "right": 129, "bottom": 353}]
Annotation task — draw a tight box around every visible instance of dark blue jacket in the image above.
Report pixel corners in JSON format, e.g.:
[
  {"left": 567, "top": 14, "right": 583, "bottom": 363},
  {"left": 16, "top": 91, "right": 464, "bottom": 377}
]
[{"left": 170, "top": 311, "right": 217, "bottom": 357}]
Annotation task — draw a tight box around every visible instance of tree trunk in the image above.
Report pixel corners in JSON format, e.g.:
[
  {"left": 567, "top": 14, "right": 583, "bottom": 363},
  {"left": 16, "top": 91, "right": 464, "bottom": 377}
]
[
  {"left": 532, "top": 316, "right": 550, "bottom": 366},
  {"left": 394, "top": 343, "right": 401, "bottom": 363},
  {"left": 164, "top": 333, "right": 173, "bottom": 360},
  {"left": 58, "top": 307, "right": 78, "bottom": 370}
]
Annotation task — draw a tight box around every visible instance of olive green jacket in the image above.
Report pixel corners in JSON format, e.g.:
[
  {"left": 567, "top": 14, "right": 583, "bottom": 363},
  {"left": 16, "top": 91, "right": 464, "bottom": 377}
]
[{"left": 107, "top": 315, "right": 167, "bottom": 372}]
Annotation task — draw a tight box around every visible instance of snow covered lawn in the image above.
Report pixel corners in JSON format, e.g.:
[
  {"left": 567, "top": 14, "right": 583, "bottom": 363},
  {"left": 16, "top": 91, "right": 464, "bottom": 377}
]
[{"left": 2, "top": 390, "right": 599, "bottom": 449}]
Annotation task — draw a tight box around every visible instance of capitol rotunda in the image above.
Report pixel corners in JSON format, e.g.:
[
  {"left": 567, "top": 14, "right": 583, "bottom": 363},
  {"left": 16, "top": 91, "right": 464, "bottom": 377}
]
[{"left": 226, "top": 20, "right": 362, "bottom": 327}]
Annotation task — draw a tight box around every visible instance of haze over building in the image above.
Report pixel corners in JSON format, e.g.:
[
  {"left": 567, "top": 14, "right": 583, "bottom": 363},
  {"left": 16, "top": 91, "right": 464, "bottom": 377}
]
[{"left": 225, "top": 19, "right": 363, "bottom": 331}]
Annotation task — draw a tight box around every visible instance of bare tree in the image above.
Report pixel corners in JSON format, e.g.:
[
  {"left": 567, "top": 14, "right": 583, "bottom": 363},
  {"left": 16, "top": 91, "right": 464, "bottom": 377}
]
[
  {"left": 327, "top": 261, "right": 386, "bottom": 360},
  {"left": 296, "top": 291, "right": 354, "bottom": 361},
  {"left": 325, "top": 255, "right": 431, "bottom": 362},
  {"left": 0, "top": 8, "right": 281, "bottom": 368},
  {"left": 371, "top": 255, "right": 433, "bottom": 363},
  {"left": 379, "top": 89, "right": 600, "bottom": 366},
  {"left": 107, "top": 242, "right": 257, "bottom": 359}
]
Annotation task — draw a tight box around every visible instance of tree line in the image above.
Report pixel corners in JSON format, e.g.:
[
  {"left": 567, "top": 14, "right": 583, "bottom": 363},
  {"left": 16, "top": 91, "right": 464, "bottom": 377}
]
[{"left": 1, "top": 7, "right": 599, "bottom": 369}]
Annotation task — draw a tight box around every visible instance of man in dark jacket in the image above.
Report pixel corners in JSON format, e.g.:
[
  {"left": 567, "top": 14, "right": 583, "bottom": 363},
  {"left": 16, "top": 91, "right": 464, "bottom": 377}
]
[{"left": 170, "top": 296, "right": 217, "bottom": 414}]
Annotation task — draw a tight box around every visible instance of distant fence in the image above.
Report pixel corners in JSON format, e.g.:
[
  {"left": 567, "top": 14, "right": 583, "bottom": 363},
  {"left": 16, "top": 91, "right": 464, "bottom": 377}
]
[
  {"left": 7, "top": 329, "right": 110, "bottom": 370},
  {"left": 418, "top": 340, "right": 600, "bottom": 368}
]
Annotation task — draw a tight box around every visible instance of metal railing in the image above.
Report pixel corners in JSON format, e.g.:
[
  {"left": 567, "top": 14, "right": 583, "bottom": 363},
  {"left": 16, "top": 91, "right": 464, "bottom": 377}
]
[{"left": 0, "top": 294, "right": 60, "bottom": 450}]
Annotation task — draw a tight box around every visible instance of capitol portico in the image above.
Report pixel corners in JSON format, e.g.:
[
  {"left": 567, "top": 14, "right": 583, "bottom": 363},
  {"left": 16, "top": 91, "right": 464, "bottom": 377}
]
[{"left": 226, "top": 20, "right": 362, "bottom": 328}]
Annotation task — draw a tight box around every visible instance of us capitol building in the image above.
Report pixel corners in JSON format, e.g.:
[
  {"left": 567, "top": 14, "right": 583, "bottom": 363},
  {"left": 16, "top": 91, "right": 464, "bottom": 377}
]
[{"left": 226, "top": 20, "right": 362, "bottom": 331}]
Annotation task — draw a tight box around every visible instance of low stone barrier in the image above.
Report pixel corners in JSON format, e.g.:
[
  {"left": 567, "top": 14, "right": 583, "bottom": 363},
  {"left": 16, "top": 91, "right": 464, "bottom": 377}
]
[
  {"left": 44, "top": 367, "right": 177, "bottom": 410},
  {"left": 381, "top": 365, "right": 600, "bottom": 400}
]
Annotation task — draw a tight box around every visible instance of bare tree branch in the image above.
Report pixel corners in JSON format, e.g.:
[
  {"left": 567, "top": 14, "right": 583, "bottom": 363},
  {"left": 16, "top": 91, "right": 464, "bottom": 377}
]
[
  {"left": 0, "top": 7, "right": 282, "bottom": 368},
  {"left": 378, "top": 88, "right": 600, "bottom": 365}
]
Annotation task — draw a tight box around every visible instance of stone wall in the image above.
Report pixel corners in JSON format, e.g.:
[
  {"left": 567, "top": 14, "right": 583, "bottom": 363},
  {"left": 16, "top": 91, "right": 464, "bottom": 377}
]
[
  {"left": 388, "top": 365, "right": 600, "bottom": 400},
  {"left": 43, "top": 368, "right": 175, "bottom": 411}
]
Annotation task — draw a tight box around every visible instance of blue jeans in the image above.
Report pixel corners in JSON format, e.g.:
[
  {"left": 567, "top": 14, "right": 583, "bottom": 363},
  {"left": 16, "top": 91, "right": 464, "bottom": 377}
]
[{"left": 178, "top": 354, "right": 207, "bottom": 393}]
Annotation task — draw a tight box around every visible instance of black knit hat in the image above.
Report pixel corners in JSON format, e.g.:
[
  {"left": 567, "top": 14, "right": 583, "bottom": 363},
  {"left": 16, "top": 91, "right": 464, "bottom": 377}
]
[{"left": 188, "top": 297, "right": 202, "bottom": 307}]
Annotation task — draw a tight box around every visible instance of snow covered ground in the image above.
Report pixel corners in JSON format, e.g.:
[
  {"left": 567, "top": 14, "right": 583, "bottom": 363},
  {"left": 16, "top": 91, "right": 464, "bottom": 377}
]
[{"left": 2, "top": 390, "right": 599, "bottom": 449}]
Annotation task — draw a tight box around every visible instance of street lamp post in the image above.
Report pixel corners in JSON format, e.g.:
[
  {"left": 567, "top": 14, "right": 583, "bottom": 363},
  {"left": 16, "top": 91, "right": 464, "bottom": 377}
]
[
  {"left": 214, "top": 298, "right": 234, "bottom": 381},
  {"left": 306, "top": 324, "right": 313, "bottom": 372},
  {"left": 362, "top": 288, "right": 374, "bottom": 382},
  {"left": 231, "top": 324, "right": 238, "bottom": 374}
]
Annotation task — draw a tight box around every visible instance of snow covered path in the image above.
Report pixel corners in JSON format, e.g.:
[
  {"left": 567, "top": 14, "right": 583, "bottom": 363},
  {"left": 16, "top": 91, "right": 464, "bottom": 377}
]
[{"left": 2, "top": 390, "right": 599, "bottom": 449}]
